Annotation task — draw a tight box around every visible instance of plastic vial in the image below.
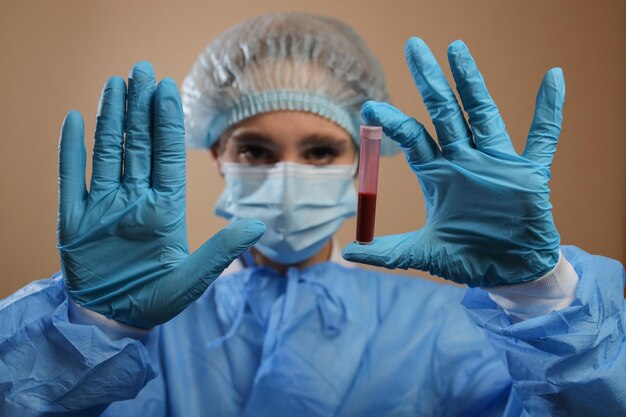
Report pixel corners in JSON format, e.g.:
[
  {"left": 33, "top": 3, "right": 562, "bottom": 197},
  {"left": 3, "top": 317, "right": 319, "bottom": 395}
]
[{"left": 356, "top": 125, "right": 382, "bottom": 244}]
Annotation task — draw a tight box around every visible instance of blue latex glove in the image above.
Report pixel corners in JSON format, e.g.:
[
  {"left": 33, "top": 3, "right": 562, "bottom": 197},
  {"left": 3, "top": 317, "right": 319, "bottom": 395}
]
[
  {"left": 343, "top": 38, "right": 565, "bottom": 287},
  {"left": 57, "top": 62, "right": 265, "bottom": 329}
]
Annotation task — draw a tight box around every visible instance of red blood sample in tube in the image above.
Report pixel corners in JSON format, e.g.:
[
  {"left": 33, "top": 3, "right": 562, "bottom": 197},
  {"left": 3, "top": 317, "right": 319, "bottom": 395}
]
[
  {"left": 355, "top": 126, "right": 382, "bottom": 244},
  {"left": 356, "top": 192, "right": 377, "bottom": 243}
]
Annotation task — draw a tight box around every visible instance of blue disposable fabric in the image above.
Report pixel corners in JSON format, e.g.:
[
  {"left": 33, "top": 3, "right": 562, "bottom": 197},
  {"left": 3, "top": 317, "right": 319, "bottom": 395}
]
[
  {"left": 0, "top": 246, "right": 624, "bottom": 416},
  {"left": 343, "top": 38, "right": 565, "bottom": 287},
  {"left": 181, "top": 12, "right": 400, "bottom": 156}
]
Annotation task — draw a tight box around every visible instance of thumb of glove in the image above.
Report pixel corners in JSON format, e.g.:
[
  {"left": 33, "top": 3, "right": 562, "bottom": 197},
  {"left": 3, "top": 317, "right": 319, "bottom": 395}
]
[
  {"left": 177, "top": 218, "right": 266, "bottom": 297},
  {"left": 341, "top": 231, "right": 423, "bottom": 270}
]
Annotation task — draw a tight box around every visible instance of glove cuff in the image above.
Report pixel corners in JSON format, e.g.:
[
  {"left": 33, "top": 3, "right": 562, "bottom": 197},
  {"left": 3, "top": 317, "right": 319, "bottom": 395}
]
[
  {"left": 68, "top": 297, "right": 151, "bottom": 340},
  {"left": 485, "top": 250, "right": 579, "bottom": 322}
]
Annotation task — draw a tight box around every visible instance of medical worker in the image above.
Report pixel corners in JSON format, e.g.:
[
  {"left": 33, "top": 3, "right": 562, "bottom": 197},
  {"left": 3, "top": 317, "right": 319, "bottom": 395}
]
[{"left": 1, "top": 12, "right": 624, "bottom": 417}]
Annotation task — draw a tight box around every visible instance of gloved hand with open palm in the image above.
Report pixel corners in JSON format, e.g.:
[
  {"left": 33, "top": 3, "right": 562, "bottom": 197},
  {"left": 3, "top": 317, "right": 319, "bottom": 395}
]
[
  {"left": 58, "top": 62, "right": 265, "bottom": 329},
  {"left": 343, "top": 38, "right": 565, "bottom": 288}
]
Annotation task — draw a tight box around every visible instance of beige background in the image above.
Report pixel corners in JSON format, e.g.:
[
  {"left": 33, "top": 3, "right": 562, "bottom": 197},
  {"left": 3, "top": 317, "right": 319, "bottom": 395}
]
[{"left": 0, "top": 0, "right": 624, "bottom": 298}]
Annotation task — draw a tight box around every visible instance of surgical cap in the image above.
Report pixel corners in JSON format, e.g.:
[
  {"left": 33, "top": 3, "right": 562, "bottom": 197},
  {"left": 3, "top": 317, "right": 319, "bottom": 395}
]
[{"left": 181, "top": 12, "right": 400, "bottom": 156}]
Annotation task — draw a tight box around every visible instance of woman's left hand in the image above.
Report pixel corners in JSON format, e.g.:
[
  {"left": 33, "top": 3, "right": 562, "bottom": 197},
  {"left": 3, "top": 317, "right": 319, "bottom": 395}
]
[{"left": 342, "top": 38, "right": 565, "bottom": 288}]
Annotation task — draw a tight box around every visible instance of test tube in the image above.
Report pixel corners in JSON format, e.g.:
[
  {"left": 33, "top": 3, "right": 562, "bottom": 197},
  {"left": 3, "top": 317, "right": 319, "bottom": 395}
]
[{"left": 356, "top": 125, "right": 382, "bottom": 244}]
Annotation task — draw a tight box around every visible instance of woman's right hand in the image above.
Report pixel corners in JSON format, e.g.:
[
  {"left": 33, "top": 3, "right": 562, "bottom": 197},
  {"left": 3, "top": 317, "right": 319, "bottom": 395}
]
[{"left": 57, "top": 62, "right": 265, "bottom": 330}]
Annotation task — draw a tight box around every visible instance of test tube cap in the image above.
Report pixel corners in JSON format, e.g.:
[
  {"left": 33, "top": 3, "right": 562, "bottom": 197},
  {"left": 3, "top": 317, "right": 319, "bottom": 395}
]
[{"left": 360, "top": 125, "right": 383, "bottom": 140}]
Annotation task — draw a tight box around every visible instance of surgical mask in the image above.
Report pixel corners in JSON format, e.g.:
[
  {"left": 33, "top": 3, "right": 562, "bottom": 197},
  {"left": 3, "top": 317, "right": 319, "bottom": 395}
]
[{"left": 215, "top": 161, "right": 357, "bottom": 264}]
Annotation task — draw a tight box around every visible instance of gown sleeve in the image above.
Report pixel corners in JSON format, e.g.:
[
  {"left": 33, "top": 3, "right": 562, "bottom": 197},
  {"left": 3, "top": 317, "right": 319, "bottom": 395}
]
[
  {"left": 462, "top": 245, "right": 626, "bottom": 416},
  {"left": 0, "top": 272, "right": 162, "bottom": 416}
]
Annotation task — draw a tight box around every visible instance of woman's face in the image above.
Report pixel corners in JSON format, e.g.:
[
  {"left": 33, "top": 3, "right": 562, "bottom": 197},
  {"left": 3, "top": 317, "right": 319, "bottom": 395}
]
[{"left": 214, "top": 111, "right": 357, "bottom": 166}]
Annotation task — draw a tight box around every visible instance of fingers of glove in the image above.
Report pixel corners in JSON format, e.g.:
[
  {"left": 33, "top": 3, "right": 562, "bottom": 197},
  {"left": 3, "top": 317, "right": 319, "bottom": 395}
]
[
  {"left": 91, "top": 76, "right": 126, "bottom": 192},
  {"left": 404, "top": 37, "right": 472, "bottom": 149},
  {"left": 175, "top": 219, "right": 266, "bottom": 299},
  {"left": 58, "top": 111, "right": 87, "bottom": 225},
  {"left": 447, "top": 40, "right": 516, "bottom": 154},
  {"left": 123, "top": 62, "right": 156, "bottom": 188},
  {"left": 153, "top": 78, "right": 186, "bottom": 192},
  {"left": 361, "top": 101, "right": 440, "bottom": 165},
  {"left": 341, "top": 232, "right": 421, "bottom": 270},
  {"left": 523, "top": 68, "right": 565, "bottom": 169}
]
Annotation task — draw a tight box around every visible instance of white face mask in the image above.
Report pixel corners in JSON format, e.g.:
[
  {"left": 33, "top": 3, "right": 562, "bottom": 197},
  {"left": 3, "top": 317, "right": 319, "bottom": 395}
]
[{"left": 215, "top": 161, "right": 357, "bottom": 264}]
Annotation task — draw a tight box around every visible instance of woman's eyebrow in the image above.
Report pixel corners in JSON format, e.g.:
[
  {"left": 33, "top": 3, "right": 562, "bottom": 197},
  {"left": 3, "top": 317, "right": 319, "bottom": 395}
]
[
  {"left": 229, "top": 131, "right": 275, "bottom": 146},
  {"left": 298, "top": 134, "right": 350, "bottom": 149}
]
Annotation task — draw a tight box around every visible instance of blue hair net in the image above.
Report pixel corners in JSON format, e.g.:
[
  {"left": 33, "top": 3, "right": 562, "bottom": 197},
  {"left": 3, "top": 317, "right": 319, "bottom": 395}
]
[{"left": 181, "top": 12, "right": 400, "bottom": 156}]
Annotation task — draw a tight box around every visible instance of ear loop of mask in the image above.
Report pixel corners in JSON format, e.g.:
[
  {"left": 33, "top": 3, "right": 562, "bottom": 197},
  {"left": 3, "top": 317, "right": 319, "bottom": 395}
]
[{"left": 351, "top": 155, "right": 359, "bottom": 177}]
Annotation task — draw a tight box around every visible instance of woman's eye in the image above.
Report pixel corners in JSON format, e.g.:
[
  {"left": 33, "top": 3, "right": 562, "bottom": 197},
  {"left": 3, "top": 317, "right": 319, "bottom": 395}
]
[
  {"left": 238, "top": 145, "right": 276, "bottom": 164},
  {"left": 304, "top": 146, "right": 340, "bottom": 164}
]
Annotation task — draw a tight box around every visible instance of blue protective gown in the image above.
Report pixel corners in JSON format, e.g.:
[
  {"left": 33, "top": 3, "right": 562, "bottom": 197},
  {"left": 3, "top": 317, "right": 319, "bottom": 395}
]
[{"left": 0, "top": 245, "right": 624, "bottom": 416}]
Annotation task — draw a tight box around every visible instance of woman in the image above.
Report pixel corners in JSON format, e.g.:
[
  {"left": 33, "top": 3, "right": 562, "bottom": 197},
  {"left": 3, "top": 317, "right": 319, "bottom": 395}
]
[{"left": 0, "top": 13, "right": 624, "bottom": 416}]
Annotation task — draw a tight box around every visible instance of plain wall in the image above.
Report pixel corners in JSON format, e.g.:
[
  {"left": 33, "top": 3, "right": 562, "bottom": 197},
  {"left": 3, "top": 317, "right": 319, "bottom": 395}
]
[{"left": 0, "top": 0, "right": 624, "bottom": 298}]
